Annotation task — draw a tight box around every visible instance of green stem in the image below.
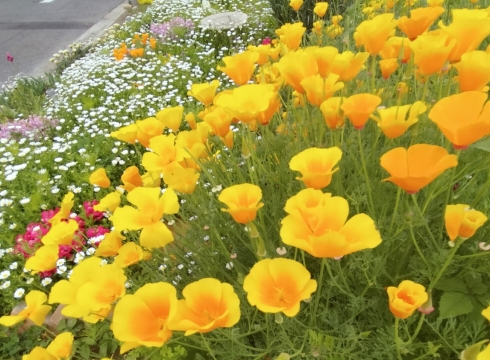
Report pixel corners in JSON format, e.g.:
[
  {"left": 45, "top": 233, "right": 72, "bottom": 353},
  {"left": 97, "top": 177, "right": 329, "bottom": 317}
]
[
  {"left": 310, "top": 258, "right": 326, "bottom": 326},
  {"left": 428, "top": 238, "right": 463, "bottom": 292},
  {"left": 394, "top": 318, "right": 403, "bottom": 360},
  {"left": 459, "top": 251, "right": 490, "bottom": 259},
  {"left": 389, "top": 188, "right": 402, "bottom": 234},
  {"left": 438, "top": 151, "right": 460, "bottom": 241},
  {"left": 143, "top": 347, "right": 159, "bottom": 360},
  {"left": 409, "top": 314, "right": 426, "bottom": 343},
  {"left": 200, "top": 333, "right": 218, "bottom": 360},
  {"left": 370, "top": 55, "right": 376, "bottom": 91},
  {"left": 408, "top": 225, "right": 429, "bottom": 267},
  {"left": 357, "top": 130, "right": 376, "bottom": 221},
  {"left": 471, "top": 172, "right": 490, "bottom": 208},
  {"left": 325, "top": 258, "right": 355, "bottom": 298},
  {"left": 411, "top": 194, "right": 438, "bottom": 248},
  {"left": 421, "top": 76, "right": 430, "bottom": 102}
]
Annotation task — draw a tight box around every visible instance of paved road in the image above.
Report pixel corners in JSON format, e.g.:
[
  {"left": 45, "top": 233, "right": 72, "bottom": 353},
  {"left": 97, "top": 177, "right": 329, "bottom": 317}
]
[{"left": 0, "top": 0, "right": 124, "bottom": 87}]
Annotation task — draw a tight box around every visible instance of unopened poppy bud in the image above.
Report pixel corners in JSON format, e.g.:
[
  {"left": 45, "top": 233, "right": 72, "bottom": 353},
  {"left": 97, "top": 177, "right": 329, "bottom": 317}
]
[{"left": 418, "top": 292, "right": 434, "bottom": 315}]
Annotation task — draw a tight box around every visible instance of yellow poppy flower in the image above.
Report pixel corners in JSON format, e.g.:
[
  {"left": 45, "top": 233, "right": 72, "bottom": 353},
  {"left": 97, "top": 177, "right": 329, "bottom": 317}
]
[
  {"left": 218, "top": 183, "right": 264, "bottom": 224},
  {"left": 243, "top": 258, "right": 317, "bottom": 316},
  {"left": 280, "top": 189, "right": 382, "bottom": 258},
  {"left": 0, "top": 290, "right": 51, "bottom": 327},
  {"left": 167, "top": 278, "right": 240, "bottom": 335},
  {"left": 289, "top": 147, "right": 342, "bottom": 189}
]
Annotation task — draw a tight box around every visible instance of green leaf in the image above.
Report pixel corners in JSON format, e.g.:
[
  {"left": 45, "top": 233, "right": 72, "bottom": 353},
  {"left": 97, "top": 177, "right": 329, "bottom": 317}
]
[
  {"left": 472, "top": 138, "right": 490, "bottom": 152},
  {"left": 464, "top": 274, "right": 488, "bottom": 295},
  {"left": 439, "top": 292, "right": 474, "bottom": 319},
  {"left": 434, "top": 278, "right": 468, "bottom": 293},
  {"left": 476, "top": 293, "right": 490, "bottom": 307}
]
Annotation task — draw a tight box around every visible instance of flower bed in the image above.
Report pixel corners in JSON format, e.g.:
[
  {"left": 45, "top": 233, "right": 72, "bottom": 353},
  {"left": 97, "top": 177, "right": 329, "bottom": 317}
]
[{"left": 1, "top": 0, "right": 490, "bottom": 359}]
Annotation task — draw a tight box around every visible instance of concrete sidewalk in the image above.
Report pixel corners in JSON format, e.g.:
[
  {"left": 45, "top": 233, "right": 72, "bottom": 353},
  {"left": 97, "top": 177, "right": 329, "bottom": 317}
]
[{"left": 0, "top": 0, "right": 128, "bottom": 87}]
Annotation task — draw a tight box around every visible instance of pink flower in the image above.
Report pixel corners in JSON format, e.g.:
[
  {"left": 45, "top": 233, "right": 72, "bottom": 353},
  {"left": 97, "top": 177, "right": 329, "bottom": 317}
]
[
  {"left": 6, "top": 52, "right": 13, "bottom": 62},
  {"left": 262, "top": 37, "right": 271, "bottom": 45},
  {"left": 83, "top": 200, "right": 105, "bottom": 221}
]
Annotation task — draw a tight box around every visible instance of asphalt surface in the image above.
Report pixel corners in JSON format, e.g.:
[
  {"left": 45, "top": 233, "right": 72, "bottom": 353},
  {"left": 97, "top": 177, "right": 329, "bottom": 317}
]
[{"left": 0, "top": 0, "right": 124, "bottom": 86}]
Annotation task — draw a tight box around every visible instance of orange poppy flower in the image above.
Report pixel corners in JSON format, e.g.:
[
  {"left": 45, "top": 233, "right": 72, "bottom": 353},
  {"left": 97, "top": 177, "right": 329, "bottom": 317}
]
[
  {"left": 280, "top": 189, "right": 382, "bottom": 258},
  {"left": 289, "top": 147, "right": 342, "bottom": 189},
  {"left": 204, "top": 107, "right": 233, "bottom": 137},
  {"left": 112, "top": 282, "right": 177, "bottom": 353},
  {"left": 243, "top": 258, "right": 317, "bottom": 316},
  {"left": 354, "top": 13, "right": 398, "bottom": 55},
  {"left": 445, "top": 204, "right": 487, "bottom": 241},
  {"left": 129, "top": 48, "right": 144, "bottom": 58},
  {"left": 300, "top": 74, "right": 344, "bottom": 107},
  {"left": 289, "top": 0, "right": 303, "bottom": 11},
  {"left": 379, "top": 59, "right": 399, "bottom": 80},
  {"left": 439, "top": 9, "right": 490, "bottom": 63},
  {"left": 410, "top": 31, "right": 455, "bottom": 76},
  {"left": 89, "top": 168, "right": 110, "bottom": 188},
  {"left": 380, "top": 144, "right": 458, "bottom": 194},
  {"left": 135, "top": 117, "right": 165, "bottom": 147},
  {"left": 307, "top": 46, "right": 338, "bottom": 77},
  {"left": 276, "top": 22, "right": 306, "bottom": 50},
  {"left": 320, "top": 97, "right": 346, "bottom": 129},
  {"left": 373, "top": 101, "right": 427, "bottom": 139},
  {"left": 187, "top": 80, "right": 220, "bottom": 106},
  {"left": 397, "top": 6, "right": 445, "bottom": 40},
  {"left": 387, "top": 280, "right": 428, "bottom": 319},
  {"left": 380, "top": 37, "right": 412, "bottom": 64},
  {"left": 217, "top": 51, "right": 259, "bottom": 85},
  {"left": 428, "top": 91, "right": 490, "bottom": 149},
  {"left": 453, "top": 51, "right": 490, "bottom": 92},
  {"left": 120, "top": 166, "right": 143, "bottom": 192},
  {"left": 330, "top": 51, "right": 370, "bottom": 81},
  {"left": 214, "top": 84, "right": 276, "bottom": 124},
  {"left": 341, "top": 93, "right": 382, "bottom": 129},
  {"left": 218, "top": 183, "right": 264, "bottom": 224},
  {"left": 313, "top": 2, "right": 329, "bottom": 17},
  {"left": 167, "top": 278, "right": 240, "bottom": 335},
  {"left": 275, "top": 49, "right": 318, "bottom": 93}
]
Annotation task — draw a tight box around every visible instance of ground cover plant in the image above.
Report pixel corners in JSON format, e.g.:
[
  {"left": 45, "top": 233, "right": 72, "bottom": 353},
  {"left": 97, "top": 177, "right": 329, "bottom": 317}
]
[{"left": 2, "top": 0, "right": 490, "bottom": 358}]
